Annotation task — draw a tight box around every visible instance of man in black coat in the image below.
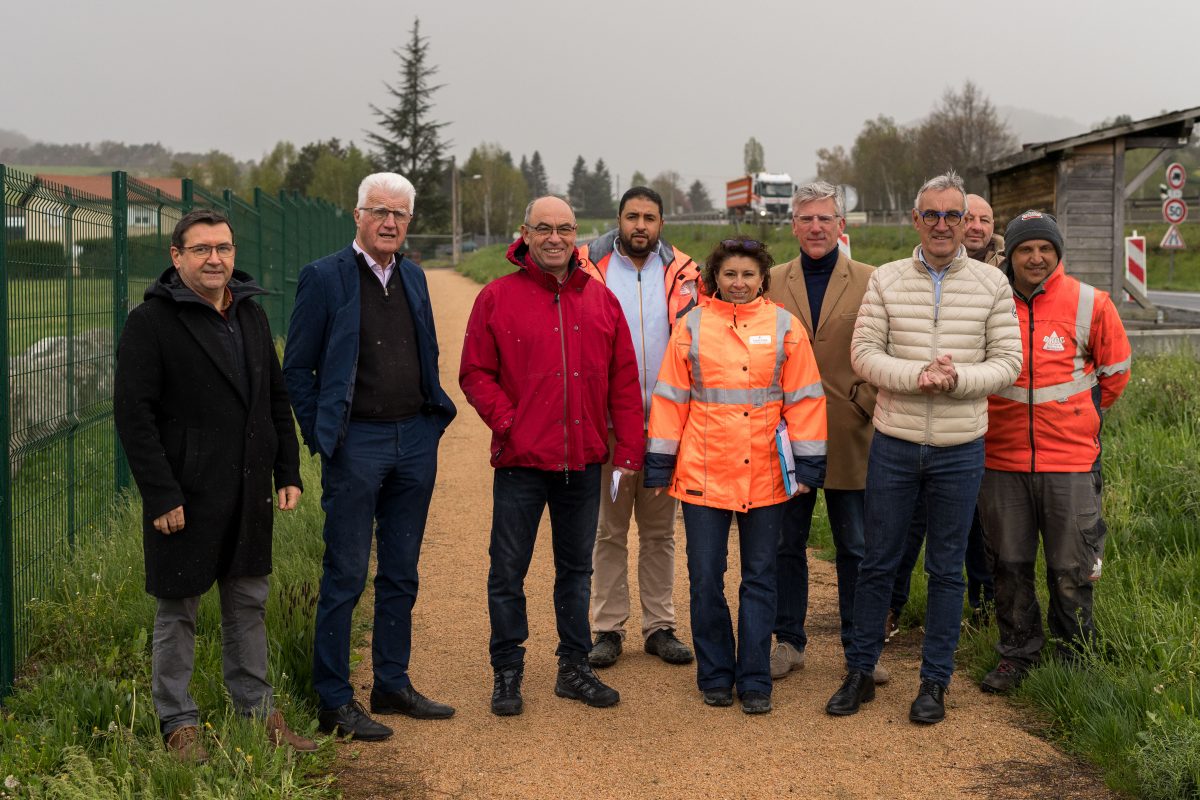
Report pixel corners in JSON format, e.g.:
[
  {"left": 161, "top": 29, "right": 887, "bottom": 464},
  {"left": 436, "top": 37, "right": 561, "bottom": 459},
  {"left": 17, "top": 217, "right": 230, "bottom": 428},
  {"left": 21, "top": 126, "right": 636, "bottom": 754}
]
[{"left": 114, "top": 209, "right": 315, "bottom": 762}]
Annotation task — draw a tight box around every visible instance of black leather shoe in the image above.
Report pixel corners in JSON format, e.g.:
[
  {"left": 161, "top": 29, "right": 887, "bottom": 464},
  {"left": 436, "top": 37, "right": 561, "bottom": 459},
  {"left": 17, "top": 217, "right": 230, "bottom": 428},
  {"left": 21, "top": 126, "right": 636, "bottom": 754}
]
[
  {"left": 555, "top": 661, "right": 619, "bottom": 708},
  {"left": 740, "top": 691, "right": 773, "bottom": 714},
  {"left": 644, "top": 628, "right": 695, "bottom": 665},
  {"left": 317, "top": 700, "right": 393, "bottom": 741},
  {"left": 491, "top": 665, "right": 524, "bottom": 717},
  {"left": 702, "top": 687, "right": 733, "bottom": 707},
  {"left": 825, "top": 669, "right": 876, "bottom": 716},
  {"left": 588, "top": 631, "right": 622, "bottom": 668},
  {"left": 909, "top": 679, "right": 947, "bottom": 724},
  {"left": 370, "top": 684, "right": 455, "bottom": 719}
]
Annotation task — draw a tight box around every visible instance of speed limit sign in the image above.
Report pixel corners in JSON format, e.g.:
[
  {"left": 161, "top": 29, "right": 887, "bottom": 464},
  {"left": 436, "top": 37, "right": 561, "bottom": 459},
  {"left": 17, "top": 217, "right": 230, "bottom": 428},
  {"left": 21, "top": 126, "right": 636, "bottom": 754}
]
[
  {"left": 1164, "top": 197, "right": 1188, "bottom": 225},
  {"left": 1166, "top": 162, "right": 1187, "bottom": 190}
]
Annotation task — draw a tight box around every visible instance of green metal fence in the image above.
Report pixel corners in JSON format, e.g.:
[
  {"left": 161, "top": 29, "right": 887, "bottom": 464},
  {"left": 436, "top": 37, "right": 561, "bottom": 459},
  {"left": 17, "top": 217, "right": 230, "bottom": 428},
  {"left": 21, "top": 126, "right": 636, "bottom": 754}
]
[{"left": 0, "top": 166, "right": 354, "bottom": 697}]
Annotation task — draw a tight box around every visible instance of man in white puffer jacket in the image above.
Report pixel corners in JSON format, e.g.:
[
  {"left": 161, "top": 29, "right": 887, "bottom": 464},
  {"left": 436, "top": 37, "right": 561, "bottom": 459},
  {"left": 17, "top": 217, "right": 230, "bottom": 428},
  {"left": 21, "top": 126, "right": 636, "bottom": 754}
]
[{"left": 825, "top": 171, "right": 1021, "bottom": 726}]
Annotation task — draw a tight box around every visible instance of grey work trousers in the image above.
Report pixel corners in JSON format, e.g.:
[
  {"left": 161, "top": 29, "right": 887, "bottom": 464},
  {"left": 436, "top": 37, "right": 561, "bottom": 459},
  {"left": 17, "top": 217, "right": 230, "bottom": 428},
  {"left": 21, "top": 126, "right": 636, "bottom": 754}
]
[
  {"left": 976, "top": 470, "right": 1107, "bottom": 667},
  {"left": 152, "top": 574, "right": 273, "bottom": 736}
]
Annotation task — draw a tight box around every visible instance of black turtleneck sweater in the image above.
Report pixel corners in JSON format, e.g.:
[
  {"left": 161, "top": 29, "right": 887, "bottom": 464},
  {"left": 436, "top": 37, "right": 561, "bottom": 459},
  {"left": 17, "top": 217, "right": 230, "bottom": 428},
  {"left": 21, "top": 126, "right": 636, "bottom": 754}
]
[{"left": 800, "top": 247, "right": 840, "bottom": 328}]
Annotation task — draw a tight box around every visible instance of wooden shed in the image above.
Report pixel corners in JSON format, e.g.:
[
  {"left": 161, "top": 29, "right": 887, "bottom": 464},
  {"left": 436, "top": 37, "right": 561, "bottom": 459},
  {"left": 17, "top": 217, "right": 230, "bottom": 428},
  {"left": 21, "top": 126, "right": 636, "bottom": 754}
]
[{"left": 987, "top": 106, "right": 1198, "bottom": 316}]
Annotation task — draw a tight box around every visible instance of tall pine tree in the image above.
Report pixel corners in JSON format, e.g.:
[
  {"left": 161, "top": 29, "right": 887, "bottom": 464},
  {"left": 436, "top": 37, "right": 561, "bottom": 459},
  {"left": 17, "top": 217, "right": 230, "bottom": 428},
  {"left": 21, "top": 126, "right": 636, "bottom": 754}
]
[
  {"left": 567, "top": 156, "right": 590, "bottom": 211},
  {"left": 528, "top": 151, "right": 549, "bottom": 197},
  {"left": 588, "top": 158, "right": 615, "bottom": 217},
  {"left": 367, "top": 18, "right": 451, "bottom": 231}
]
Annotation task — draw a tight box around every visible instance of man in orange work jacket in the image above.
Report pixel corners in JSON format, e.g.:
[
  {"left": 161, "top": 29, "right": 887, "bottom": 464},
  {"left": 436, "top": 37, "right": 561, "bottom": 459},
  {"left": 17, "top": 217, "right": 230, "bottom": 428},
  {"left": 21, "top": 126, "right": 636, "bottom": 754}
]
[
  {"left": 579, "top": 186, "right": 701, "bottom": 670},
  {"left": 977, "top": 211, "right": 1131, "bottom": 694}
]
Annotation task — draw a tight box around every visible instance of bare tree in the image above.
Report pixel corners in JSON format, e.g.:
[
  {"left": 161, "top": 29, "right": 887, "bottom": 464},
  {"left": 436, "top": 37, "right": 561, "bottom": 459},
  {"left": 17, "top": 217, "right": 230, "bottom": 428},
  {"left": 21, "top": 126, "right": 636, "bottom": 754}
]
[
  {"left": 916, "top": 81, "right": 1017, "bottom": 193},
  {"left": 744, "top": 137, "right": 765, "bottom": 174}
]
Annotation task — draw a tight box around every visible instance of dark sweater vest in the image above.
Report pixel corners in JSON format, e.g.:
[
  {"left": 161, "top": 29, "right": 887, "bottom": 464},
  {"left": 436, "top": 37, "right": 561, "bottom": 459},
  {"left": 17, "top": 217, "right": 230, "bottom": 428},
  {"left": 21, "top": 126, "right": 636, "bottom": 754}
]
[{"left": 350, "top": 256, "right": 424, "bottom": 420}]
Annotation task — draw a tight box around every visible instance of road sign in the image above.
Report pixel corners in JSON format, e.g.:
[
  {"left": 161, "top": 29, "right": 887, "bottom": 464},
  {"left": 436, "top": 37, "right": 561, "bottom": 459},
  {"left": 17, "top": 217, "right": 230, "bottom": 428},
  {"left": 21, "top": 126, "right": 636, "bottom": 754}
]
[
  {"left": 1125, "top": 234, "right": 1147, "bottom": 299},
  {"left": 1166, "top": 162, "right": 1187, "bottom": 190},
  {"left": 1161, "top": 225, "right": 1186, "bottom": 250},
  {"left": 1163, "top": 197, "right": 1188, "bottom": 225}
]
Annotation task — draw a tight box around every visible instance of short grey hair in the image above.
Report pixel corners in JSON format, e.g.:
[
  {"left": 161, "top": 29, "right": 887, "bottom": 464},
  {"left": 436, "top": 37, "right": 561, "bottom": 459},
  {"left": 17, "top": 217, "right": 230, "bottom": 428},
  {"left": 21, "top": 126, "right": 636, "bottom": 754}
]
[
  {"left": 523, "top": 195, "right": 572, "bottom": 225},
  {"left": 792, "top": 181, "right": 845, "bottom": 217},
  {"left": 357, "top": 172, "right": 416, "bottom": 210},
  {"left": 914, "top": 171, "right": 967, "bottom": 212}
]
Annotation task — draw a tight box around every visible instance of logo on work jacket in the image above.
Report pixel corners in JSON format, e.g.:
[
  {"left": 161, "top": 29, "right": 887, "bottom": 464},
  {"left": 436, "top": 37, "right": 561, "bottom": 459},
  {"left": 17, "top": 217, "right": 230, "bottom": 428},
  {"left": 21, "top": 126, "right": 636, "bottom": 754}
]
[{"left": 1042, "top": 331, "right": 1066, "bottom": 351}]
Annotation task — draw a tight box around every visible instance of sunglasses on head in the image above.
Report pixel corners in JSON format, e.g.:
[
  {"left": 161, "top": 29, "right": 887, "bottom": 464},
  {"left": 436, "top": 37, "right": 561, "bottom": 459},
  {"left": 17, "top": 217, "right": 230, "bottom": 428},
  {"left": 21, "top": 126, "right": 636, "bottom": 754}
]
[{"left": 720, "top": 238, "right": 766, "bottom": 252}]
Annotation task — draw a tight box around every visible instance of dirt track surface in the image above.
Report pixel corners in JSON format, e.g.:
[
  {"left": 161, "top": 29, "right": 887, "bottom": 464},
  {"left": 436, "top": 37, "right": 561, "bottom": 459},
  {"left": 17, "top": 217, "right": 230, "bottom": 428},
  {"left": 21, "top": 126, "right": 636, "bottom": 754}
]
[{"left": 336, "top": 267, "right": 1114, "bottom": 800}]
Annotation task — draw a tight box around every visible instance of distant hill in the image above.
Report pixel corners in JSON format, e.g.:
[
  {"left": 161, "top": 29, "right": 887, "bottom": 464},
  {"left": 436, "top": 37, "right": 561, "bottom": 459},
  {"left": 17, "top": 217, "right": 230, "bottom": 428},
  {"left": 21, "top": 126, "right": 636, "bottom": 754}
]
[
  {"left": 996, "top": 106, "right": 1087, "bottom": 147},
  {"left": 0, "top": 128, "right": 33, "bottom": 151}
]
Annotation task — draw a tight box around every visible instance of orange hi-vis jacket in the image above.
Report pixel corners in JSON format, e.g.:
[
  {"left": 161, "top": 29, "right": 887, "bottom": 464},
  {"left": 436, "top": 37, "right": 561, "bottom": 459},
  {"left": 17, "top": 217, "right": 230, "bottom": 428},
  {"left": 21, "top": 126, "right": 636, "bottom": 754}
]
[
  {"left": 644, "top": 296, "right": 827, "bottom": 512},
  {"left": 579, "top": 231, "right": 701, "bottom": 327},
  {"left": 985, "top": 263, "right": 1131, "bottom": 473}
]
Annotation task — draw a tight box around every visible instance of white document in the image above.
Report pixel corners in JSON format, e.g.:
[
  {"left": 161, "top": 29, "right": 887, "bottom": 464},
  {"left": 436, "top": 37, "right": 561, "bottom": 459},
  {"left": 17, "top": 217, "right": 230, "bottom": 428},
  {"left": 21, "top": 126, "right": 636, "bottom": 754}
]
[{"left": 610, "top": 469, "right": 621, "bottom": 502}]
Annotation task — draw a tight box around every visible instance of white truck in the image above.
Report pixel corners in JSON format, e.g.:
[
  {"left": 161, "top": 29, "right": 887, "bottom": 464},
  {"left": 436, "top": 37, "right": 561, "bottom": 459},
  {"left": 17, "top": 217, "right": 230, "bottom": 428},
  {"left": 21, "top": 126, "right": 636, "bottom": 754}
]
[{"left": 726, "top": 172, "right": 794, "bottom": 220}]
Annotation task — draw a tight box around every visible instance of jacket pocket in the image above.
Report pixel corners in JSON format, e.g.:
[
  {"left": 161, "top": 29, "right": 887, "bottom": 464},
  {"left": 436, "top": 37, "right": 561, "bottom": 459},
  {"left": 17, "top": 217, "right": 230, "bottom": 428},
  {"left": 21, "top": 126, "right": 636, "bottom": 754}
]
[
  {"left": 848, "top": 381, "right": 875, "bottom": 421},
  {"left": 1077, "top": 472, "right": 1107, "bottom": 581}
]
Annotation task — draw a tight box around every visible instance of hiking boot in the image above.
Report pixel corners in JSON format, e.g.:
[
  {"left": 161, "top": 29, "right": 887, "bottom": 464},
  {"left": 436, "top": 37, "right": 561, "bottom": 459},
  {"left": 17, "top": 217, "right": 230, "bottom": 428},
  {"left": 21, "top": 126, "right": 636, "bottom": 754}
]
[
  {"left": 770, "top": 640, "right": 806, "bottom": 679},
  {"left": 825, "top": 669, "right": 875, "bottom": 716},
  {"left": 884, "top": 609, "right": 901, "bottom": 643},
  {"left": 644, "top": 629, "right": 694, "bottom": 664},
  {"left": 740, "top": 691, "right": 773, "bottom": 715},
  {"left": 265, "top": 710, "right": 318, "bottom": 752},
  {"left": 588, "top": 631, "right": 622, "bottom": 668},
  {"left": 981, "top": 659, "right": 1028, "bottom": 694},
  {"left": 491, "top": 664, "right": 524, "bottom": 716},
  {"left": 702, "top": 687, "right": 734, "bottom": 707},
  {"left": 555, "top": 661, "right": 619, "bottom": 708},
  {"left": 910, "top": 679, "right": 947, "bottom": 724},
  {"left": 165, "top": 725, "right": 209, "bottom": 764}
]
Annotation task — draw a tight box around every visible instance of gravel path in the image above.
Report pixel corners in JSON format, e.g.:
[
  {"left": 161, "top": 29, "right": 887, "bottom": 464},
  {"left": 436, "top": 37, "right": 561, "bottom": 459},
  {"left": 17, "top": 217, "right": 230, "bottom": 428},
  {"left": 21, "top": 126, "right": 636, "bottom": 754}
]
[{"left": 335, "top": 267, "right": 1114, "bottom": 800}]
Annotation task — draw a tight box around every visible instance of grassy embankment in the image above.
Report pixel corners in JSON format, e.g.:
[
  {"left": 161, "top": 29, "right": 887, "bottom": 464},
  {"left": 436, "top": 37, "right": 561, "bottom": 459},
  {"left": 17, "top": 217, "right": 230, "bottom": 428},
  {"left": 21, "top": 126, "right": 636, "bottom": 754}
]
[
  {"left": 453, "top": 233, "right": 1200, "bottom": 798},
  {"left": 0, "top": 443, "right": 341, "bottom": 798}
]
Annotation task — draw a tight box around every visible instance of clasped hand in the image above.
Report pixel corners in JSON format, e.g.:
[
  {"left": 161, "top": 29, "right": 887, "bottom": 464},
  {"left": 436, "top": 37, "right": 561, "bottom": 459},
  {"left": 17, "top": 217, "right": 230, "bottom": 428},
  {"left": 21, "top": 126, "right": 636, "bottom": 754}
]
[{"left": 918, "top": 354, "right": 958, "bottom": 394}]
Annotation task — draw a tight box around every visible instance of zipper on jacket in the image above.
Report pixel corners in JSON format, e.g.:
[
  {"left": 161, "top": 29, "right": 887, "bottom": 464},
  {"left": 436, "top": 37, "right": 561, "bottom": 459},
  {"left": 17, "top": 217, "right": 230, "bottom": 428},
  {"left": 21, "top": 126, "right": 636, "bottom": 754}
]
[
  {"left": 1025, "top": 295, "right": 1036, "bottom": 472},
  {"left": 926, "top": 278, "right": 940, "bottom": 445},
  {"left": 555, "top": 288, "right": 570, "bottom": 483},
  {"left": 637, "top": 269, "right": 650, "bottom": 424}
]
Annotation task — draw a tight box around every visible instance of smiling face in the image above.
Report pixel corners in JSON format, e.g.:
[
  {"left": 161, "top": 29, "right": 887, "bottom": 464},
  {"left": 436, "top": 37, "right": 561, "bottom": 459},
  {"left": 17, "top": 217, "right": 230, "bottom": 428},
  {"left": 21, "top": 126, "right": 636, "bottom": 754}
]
[
  {"left": 912, "top": 187, "right": 967, "bottom": 266},
  {"left": 521, "top": 196, "right": 577, "bottom": 277},
  {"left": 1010, "top": 238, "right": 1060, "bottom": 297},
  {"left": 354, "top": 188, "right": 412, "bottom": 265},
  {"left": 715, "top": 255, "right": 765, "bottom": 304},
  {"left": 617, "top": 196, "right": 662, "bottom": 262},
  {"left": 791, "top": 196, "right": 845, "bottom": 260},
  {"left": 963, "top": 195, "right": 995, "bottom": 256},
  {"left": 170, "top": 222, "right": 234, "bottom": 305}
]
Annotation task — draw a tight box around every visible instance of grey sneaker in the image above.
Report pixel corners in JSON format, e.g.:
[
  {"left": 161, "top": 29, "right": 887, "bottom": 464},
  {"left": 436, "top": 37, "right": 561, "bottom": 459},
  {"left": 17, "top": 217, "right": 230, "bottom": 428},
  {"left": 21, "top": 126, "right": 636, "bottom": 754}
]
[
  {"left": 847, "top": 660, "right": 891, "bottom": 686},
  {"left": 769, "top": 640, "right": 806, "bottom": 679},
  {"left": 588, "top": 631, "right": 622, "bottom": 668}
]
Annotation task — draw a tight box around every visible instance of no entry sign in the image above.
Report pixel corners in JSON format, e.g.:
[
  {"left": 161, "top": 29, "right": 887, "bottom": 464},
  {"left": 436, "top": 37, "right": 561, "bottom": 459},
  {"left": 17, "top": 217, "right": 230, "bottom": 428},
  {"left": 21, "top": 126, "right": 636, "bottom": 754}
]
[{"left": 1166, "top": 162, "right": 1187, "bottom": 190}]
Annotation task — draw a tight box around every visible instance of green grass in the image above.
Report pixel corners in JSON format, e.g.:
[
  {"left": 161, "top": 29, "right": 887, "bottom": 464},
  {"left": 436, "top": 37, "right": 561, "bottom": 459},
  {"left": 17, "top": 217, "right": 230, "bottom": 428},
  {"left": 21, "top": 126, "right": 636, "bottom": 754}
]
[{"left": 0, "top": 447, "right": 340, "bottom": 798}]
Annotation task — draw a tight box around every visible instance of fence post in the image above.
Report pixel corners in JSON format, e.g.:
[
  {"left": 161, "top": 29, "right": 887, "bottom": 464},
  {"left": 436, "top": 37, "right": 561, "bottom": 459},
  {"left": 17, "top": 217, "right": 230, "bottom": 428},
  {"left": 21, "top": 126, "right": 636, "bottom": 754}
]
[
  {"left": 181, "top": 178, "right": 194, "bottom": 214},
  {"left": 112, "top": 172, "right": 130, "bottom": 493},
  {"left": 0, "top": 164, "right": 15, "bottom": 699},
  {"left": 64, "top": 189, "right": 77, "bottom": 546}
]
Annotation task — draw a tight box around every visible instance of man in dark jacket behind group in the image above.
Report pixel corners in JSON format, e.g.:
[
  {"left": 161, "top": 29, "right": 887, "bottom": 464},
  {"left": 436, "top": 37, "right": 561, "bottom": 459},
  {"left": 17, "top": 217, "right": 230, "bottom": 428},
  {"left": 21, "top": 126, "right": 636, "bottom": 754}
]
[
  {"left": 459, "top": 195, "right": 645, "bottom": 717},
  {"left": 115, "top": 209, "right": 313, "bottom": 762}
]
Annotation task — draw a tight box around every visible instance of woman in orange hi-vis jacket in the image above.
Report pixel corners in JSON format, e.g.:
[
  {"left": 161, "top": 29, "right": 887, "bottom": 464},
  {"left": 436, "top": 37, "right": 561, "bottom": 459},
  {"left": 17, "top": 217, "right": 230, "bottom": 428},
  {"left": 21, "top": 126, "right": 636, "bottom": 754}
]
[{"left": 644, "top": 238, "right": 827, "bottom": 714}]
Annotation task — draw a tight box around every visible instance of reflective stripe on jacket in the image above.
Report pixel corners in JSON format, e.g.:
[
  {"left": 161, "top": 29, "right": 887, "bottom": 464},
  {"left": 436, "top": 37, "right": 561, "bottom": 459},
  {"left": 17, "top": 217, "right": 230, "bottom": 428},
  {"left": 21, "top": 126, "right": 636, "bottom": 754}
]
[
  {"left": 580, "top": 231, "right": 701, "bottom": 326},
  {"left": 986, "top": 263, "right": 1131, "bottom": 472},
  {"left": 644, "top": 296, "right": 827, "bottom": 511}
]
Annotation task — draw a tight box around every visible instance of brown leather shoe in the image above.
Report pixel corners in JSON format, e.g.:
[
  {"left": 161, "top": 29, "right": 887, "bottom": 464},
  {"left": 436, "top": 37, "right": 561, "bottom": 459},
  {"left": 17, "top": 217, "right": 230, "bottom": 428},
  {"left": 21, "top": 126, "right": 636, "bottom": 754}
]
[
  {"left": 265, "top": 710, "right": 318, "bottom": 752},
  {"left": 165, "top": 725, "right": 209, "bottom": 763}
]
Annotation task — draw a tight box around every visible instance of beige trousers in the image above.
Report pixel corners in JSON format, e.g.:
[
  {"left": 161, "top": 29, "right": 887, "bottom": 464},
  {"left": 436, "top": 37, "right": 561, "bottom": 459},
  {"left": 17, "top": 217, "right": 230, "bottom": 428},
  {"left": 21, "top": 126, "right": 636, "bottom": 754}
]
[{"left": 590, "top": 437, "right": 680, "bottom": 639}]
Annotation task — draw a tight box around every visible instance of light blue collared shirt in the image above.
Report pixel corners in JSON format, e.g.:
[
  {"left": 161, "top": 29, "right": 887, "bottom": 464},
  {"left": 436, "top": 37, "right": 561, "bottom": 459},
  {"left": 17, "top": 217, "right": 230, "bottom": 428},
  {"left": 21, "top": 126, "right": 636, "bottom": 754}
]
[
  {"left": 604, "top": 241, "right": 670, "bottom": 427},
  {"left": 917, "top": 245, "right": 964, "bottom": 321}
]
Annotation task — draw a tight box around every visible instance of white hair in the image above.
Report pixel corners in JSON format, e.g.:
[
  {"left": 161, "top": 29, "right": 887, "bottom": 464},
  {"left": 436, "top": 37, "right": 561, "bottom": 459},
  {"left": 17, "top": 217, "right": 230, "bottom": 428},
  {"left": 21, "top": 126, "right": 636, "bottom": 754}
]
[
  {"left": 914, "top": 171, "right": 967, "bottom": 212},
  {"left": 792, "top": 181, "right": 845, "bottom": 217},
  {"left": 357, "top": 172, "right": 416, "bottom": 209}
]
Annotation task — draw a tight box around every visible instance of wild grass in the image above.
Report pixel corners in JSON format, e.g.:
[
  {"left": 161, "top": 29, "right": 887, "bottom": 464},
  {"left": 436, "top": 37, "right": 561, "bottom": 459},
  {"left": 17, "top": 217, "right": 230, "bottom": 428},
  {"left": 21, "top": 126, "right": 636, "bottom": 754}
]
[{"left": 0, "top": 450, "right": 340, "bottom": 799}]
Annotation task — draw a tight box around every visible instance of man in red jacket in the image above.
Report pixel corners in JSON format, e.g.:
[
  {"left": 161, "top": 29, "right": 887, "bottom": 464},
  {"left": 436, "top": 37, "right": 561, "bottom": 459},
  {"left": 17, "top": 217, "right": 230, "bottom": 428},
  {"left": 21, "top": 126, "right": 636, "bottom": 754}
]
[
  {"left": 978, "top": 210, "right": 1131, "bottom": 693},
  {"left": 460, "top": 196, "right": 645, "bottom": 717}
]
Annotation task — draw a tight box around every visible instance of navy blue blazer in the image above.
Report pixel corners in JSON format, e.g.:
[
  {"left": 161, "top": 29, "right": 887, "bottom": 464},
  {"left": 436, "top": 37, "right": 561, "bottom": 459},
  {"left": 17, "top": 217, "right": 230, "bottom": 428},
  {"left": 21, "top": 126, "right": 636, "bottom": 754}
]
[{"left": 282, "top": 245, "right": 456, "bottom": 458}]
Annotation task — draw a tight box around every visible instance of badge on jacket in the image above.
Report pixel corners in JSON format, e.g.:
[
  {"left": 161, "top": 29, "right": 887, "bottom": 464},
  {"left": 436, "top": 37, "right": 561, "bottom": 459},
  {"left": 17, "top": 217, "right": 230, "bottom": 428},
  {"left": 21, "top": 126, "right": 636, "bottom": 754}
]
[{"left": 1042, "top": 331, "right": 1066, "bottom": 351}]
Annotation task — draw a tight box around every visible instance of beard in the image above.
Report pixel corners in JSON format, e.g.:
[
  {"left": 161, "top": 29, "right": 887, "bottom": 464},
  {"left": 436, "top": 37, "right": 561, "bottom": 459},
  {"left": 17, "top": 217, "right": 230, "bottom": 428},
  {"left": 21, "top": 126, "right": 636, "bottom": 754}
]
[{"left": 619, "top": 231, "right": 657, "bottom": 259}]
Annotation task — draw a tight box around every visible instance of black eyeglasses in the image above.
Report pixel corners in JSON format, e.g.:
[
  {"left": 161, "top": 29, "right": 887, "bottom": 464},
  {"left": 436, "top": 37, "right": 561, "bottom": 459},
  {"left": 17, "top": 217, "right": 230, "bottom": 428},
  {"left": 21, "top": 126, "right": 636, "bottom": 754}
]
[
  {"left": 917, "top": 210, "right": 965, "bottom": 227},
  {"left": 721, "top": 238, "right": 766, "bottom": 251},
  {"left": 179, "top": 243, "right": 236, "bottom": 258}
]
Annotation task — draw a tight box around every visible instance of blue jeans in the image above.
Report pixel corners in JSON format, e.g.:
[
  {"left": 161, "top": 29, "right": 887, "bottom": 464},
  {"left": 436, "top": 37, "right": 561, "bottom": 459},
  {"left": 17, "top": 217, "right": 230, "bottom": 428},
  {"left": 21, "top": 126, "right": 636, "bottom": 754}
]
[
  {"left": 683, "top": 502, "right": 783, "bottom": 696},
  {"left": 846, "top": 432, "right": 984, "bottom": 687},
  {"left": 312, "top": 417, "right": 439, "bottom": 709},
  {"left": 775, "top": 489, "right": 865, "bottom": 652},
  {"left": 889, "top": 503, "right": 994, "bottom": 615},
  {"left": 488, "top": 465, "right": 601, "bottom": 668}
]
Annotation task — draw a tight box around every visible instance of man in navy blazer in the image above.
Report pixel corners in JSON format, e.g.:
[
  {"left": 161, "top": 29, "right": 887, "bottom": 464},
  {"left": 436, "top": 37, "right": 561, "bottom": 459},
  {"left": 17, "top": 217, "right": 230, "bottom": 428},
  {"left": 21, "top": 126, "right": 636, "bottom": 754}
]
[{"left": 283, "top": 172, "right": 456, "bottom": 742}]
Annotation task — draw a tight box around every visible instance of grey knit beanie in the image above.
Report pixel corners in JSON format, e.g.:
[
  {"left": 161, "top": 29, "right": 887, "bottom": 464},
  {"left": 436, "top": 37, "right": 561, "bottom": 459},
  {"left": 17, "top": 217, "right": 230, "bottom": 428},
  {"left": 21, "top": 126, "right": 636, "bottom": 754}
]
[{"left": 1003, "top": 210, "right": 1063, "bottom": 263}]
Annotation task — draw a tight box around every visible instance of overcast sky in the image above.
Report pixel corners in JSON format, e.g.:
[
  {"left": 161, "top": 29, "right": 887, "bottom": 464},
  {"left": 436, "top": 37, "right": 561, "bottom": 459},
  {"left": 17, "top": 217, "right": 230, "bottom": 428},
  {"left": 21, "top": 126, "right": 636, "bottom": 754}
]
[{"left": 4, "top": 0, "right": 1198, "bottom": 201}]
